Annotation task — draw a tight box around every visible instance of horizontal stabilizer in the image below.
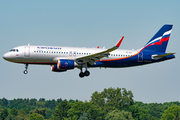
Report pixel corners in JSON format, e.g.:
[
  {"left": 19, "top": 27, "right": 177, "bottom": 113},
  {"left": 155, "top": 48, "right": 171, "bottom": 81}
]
[{"left": 152, "top": 53, "right": 175, "bottom": 60}]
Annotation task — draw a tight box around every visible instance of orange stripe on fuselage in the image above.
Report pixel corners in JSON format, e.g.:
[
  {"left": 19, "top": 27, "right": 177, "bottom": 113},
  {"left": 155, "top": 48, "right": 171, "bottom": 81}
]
[{"left": 100, "top": 52, "right": 139, "bottom": 62}]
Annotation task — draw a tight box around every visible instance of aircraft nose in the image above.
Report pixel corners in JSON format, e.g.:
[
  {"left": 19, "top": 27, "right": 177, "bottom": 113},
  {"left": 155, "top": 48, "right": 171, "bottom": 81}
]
[{"left": 3, "top": 53, "right": 10, "bottom": 60}]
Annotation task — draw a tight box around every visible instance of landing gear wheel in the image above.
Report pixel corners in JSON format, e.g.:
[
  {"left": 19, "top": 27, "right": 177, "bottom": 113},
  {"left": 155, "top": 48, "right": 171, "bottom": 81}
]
[
  {"left": 79, "top": 72, "right": 84, "bottom": 78},
  {"left": 23, "top": 70, "right": 28, "bottom": 74},
  {"left": 84, "top": 71, "right": 90, "bottom": 76}
]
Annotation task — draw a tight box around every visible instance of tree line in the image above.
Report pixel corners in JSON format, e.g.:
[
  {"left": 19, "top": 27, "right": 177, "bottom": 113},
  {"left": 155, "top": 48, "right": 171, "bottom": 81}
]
[{"left": 0, "top": 87, "right": 180, "bottom": 120}]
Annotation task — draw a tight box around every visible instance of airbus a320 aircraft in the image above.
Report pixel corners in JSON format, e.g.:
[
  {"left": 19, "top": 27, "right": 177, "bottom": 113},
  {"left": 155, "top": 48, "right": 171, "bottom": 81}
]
[{"left": 3, "top": 25, "right": 175, "bottom": 78}]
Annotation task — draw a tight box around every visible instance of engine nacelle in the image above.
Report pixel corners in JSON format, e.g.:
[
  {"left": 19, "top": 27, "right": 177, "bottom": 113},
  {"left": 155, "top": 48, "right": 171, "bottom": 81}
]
[
  {"left": 51, "top": 65, "right": 67, "bottom": 72},
  {"left": 51, "top": 59, "right": 77, "bottom": 72}
]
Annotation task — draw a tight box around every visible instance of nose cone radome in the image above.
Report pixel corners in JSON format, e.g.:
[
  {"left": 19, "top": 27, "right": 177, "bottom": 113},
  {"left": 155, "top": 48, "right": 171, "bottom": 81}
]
[{"left": 3, "top": 53, "right": 11, "bottom": 61}]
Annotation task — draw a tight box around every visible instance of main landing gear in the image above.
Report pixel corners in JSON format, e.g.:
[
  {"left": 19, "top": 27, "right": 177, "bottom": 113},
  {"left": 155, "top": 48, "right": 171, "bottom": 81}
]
[
  {"left": 79, "top": 65, "right": 90, "bottom": 78},
  {"left": 23, "top": 64, "right": 28, "bottom": 74}
]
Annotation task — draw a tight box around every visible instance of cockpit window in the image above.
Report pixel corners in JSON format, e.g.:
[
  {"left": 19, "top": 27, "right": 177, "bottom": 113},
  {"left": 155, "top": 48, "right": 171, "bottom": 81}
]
[
  {"left": 10, "top": 49, "right": 19, "bottom": 52},
  {"left": 10, "top": 49, "right": 15, "bottom": 52}
]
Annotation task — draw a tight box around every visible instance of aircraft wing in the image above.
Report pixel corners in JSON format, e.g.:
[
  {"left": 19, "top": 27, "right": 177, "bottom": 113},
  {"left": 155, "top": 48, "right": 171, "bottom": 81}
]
[{"left": 76, "top": 36, "right": 124, "bottom": 65}]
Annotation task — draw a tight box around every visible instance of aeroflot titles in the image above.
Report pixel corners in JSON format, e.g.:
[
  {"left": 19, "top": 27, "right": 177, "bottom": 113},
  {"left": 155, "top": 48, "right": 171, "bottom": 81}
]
[{"left": 37, "top": 46, "right": 61, "bottom": 50}]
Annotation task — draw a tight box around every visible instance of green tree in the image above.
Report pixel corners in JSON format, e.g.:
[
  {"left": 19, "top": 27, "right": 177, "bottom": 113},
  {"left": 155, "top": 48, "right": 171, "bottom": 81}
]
[
  {"left": 105, "top": 109, "right": 134, "bottom": 120},
  {"left": 123, "top": 105, "right": 140, "bottom": 120},
  {"left": 79, "top": 112, "right": 91, "bottom": 120},
  {"left": 45, "top": 100, "right": 56, "bottom": 109},
  {"left": 87, "top": 102, "right": 103, "bottom": 120},
  {"left": 45, "top": 108, "right": 54, "bottom": 119},
  {"left": 10, "top": 108, "right": 18, "bottom": 116},
  {"left": 67, "top": 101, "right": 90, "bottom": 119},
  {"left": 5, "top": 114, "right": 15, "bottom": 120},
  {"left": 57, "top": 99, "right": 62, "bottom": 104},
  {"left": 39, "top": 98, "right": 45, "bottom": 102},
  {"left": 29, "top": 98, "right": 37, "bottom": 106},
  {"left": 53, "top": 100, "right": 71, "bottom": 120},
  {"left": 0, "top": 98, "right": 8, "bottom": 107},
  {"left": 161, "top": 105, "right": 180, "bottom": 120},
  {"left": 28, "top": 113, "right": 44, "bottom": 120},
  {"left": 0, "top": 108, "right": 9, "bottom": 120},
  {"left": 91, "top": 87, "right": 134, "bottom": 114},
  {"left": 30, "top": 108, "right": 46, "bottom": 117},
  {"left": 15, "top": 109, "right": 27, "bottom": 120}
]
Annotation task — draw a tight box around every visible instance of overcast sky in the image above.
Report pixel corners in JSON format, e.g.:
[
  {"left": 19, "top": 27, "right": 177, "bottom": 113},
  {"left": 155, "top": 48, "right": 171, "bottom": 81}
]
[{"left": 1, "top": 0, "right": 180, "bottom": 103}]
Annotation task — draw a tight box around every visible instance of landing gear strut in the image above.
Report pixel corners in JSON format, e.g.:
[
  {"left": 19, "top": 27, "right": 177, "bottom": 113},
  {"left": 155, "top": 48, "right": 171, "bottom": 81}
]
[
  {"left": 23, "top": 64, "right": 28, "bottom": 74},
  {"left": 79, "top": 64, "right": 90, "bottom": 78}
]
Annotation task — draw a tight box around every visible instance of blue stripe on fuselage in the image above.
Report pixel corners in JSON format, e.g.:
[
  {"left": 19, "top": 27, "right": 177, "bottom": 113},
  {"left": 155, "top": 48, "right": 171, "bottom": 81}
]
[{"left": 89, "top": 51, "right": 175, "bottom": 68}]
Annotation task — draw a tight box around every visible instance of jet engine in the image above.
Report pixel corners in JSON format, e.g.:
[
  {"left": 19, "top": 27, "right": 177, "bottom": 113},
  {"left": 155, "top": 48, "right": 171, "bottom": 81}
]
[{"left": 51, "top": 59, "right": 77, "bottom": 72}]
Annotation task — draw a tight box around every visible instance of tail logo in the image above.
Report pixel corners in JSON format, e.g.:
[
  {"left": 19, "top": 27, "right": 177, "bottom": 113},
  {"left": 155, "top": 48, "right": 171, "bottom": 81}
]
[{"left": 144, "top": 30, "right": 171, "bottom": 48}]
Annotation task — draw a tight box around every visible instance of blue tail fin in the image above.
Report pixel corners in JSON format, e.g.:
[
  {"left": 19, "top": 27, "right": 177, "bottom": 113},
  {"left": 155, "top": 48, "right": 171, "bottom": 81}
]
[{"left": 141, "top": 24, "right": 173, "bottom": 53}]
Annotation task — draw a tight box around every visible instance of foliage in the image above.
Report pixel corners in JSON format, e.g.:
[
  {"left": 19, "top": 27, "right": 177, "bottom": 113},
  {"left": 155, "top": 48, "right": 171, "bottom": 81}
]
[
  {"left": 91, "top": 87, "right": 134, "bottom": 116},
  {"left": 0, "top": 98, "right": 8, "bottom": 107},
  {"left": 15, "top": 109, "right": 27, "bottom": 120},
  {"left": 161, "top": 105, "right": 180, "bottom": 120},
  {"left": 53, "top": 100, "right": 71, "bottom": 120},
  {"left": 10, "top": 108, "right": 18, "bottom": 116},
  {"left": 5, "top": 114, "right": 15, "bottom": 120},
  {"left": 0, "top": 108, "right": 8, "bottom": 120},
  {"left": 105, "top": 109, "right": 134, "bottom": 120},
  {"left": 45, "top": 108, "right": 54, "bottom": 119},
  {"left": 79, "top": 112, "right": 91, "bottom": 120},
  {"left": 28, "top": 113, "right": 44, "bottom": 120},
  {"left": 30, "top": 108, "right": 46, "bottom": 117},
  {"left": 0, "top": 87, "right": 179, "bottom": 120}
]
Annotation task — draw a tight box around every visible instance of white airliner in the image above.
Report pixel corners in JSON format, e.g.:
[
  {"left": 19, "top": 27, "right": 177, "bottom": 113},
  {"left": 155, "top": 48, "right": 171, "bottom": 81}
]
[{"left": 3, "top": 25, "right": 175, "bottom": 78}]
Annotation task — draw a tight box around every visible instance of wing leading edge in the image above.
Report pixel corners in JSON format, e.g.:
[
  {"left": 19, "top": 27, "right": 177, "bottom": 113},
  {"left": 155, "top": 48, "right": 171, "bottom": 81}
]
[{"left": 76, "top": 36, "right": 124, "bottom": 65}]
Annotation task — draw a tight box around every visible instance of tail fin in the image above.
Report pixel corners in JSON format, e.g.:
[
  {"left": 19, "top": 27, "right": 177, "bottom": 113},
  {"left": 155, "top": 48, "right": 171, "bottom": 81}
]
[{"left": 141, "top": 24, "right": 173, "bottom": 53}]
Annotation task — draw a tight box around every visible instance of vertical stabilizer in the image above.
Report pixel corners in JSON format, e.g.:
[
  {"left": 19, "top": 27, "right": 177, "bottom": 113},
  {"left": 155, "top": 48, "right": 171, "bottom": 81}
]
[{"left": 141, "top": 25, "right": 173, "bottom": 53}]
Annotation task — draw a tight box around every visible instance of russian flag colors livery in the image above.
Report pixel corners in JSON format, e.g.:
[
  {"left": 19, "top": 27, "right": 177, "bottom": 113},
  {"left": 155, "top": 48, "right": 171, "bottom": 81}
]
[
  {"left": 142, "top": 25, "right": 172, "bottom": 52},
  {"left": 3, "top": 25, "right": 175, "bottom": 78}
]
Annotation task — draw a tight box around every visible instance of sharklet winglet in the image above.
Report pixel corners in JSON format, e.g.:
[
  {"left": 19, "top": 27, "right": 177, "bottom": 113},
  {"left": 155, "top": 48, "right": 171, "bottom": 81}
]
[{"left": 116, "top": 36, "right": 124, "bottom": 47}]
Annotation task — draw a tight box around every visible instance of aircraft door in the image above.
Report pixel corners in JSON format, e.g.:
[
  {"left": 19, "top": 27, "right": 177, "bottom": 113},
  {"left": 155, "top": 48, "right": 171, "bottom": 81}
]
[
  {"left": 69, "top": 51, "right": 72, "bottom": 56},
  {"left": 73, "top": 51, "right": 76, "bottom": 57},
  {"left": 24, "top": 46, "right": 30, "bottom": 57},
  {"left": 138, "top": 52, "right": 143, "bottom": 62}
]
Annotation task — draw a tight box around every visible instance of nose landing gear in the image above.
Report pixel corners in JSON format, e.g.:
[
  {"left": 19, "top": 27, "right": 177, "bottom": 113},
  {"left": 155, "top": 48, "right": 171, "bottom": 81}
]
[{"left": 23, "top": 64, "right": 28, "bottom": 74}]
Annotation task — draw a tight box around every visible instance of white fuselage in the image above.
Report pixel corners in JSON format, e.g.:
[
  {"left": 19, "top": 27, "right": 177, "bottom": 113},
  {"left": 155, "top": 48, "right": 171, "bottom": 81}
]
[{"left": 3, "top": 45, "right": 139, "bottom": 65}]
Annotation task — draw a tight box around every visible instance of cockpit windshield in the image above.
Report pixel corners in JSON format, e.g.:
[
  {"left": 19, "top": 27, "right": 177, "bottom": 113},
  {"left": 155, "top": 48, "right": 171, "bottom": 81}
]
[{"left": 10, "top": 49, "right": 19, "bottom": 52}]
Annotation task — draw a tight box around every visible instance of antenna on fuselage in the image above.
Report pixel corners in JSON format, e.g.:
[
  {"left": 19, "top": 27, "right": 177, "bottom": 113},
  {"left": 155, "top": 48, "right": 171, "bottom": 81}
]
[{"left": 28, "top": 43, "right": 30, "bottom": 46}]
